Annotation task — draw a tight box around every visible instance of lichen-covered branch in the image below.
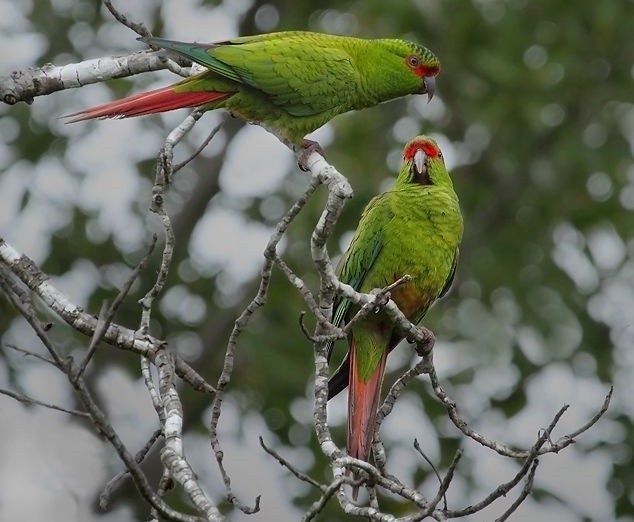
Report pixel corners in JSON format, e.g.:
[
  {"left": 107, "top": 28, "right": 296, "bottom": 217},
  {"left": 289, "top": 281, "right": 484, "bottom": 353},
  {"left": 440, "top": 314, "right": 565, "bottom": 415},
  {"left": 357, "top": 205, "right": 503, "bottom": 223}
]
[
  {"left": 1, "top": 51, "right": 172, "bottom": 106},
  {"left": 0, "top": 237, "right": 213, "bottom": 393},
  {"left": 0, "top": 266, "right": 204, "bottom": 522},
  {"left": 427, "top": 360, "right": 612, "bottom": 458}
]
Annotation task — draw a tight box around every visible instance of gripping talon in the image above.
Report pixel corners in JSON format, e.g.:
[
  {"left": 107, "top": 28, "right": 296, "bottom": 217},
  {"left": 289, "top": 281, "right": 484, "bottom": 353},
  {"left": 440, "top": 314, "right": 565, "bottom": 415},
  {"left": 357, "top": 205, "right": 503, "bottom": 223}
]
[
  {"left": 408, "top": 326, "right": 435, "bottom": 356},
  {"left": 373, "top": 291, "right": 391, "bottom": 313},
  {"left": 298, "top": 139, "right": 326, "bottom": 171}
]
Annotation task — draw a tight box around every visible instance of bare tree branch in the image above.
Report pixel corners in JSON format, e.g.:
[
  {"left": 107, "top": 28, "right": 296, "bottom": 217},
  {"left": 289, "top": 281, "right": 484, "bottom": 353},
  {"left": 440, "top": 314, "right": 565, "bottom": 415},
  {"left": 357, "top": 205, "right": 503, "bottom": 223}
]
[
  {"left": 139, "top": 115, "right": 203, "bottom": 334},
  {"left": 156, "top": 346, "right": 221, "bottom": 520},
  {"left": 173, "top": 122, "right": 224, "bottom": 174},
  {"left": 0, "top": 387, "right": 90, "bottom": 418},
  {"left": 259, "top": 436, "right": 322, "bottom": 489},
  {"left": 445, "top": 405, "right": 566, "bottom": 518},
  {"left": 302, "top": 477, "right": 347, "bottom": 522},
  {"left": 103, "top": 0, "right": 151, "bottom": 37},
  {"left": 274, "top": 253, "right": 333, "bottom": 328},
  {"left": 1, "top": 51, "right": 170, "bottom": 106},
  {"left": 4, "top": 343, "right": 57, "bottom": 366},
  {"left": 427, "top": 360, "right": 612, "bottom": 458},
  {"left": 555, "top": 385, "right": 612, "bottom": 444},
  {"left": 206, "top": 153, "right": 326, "bottom": 514},
  {"left": 74, "top": 235, "right": 157, "bottom": 382},
  {"left": 0, "top": 268, "right": 206, "bottom": 522},
  {"left": 494, "top": 459, "right": 539, "bottom": 522},
  {"left": 100, "top": 429, "right": 163, "bottom": 509},
  {"left": 0, "top": 238, "right": 214, "bottom": 394},
  {"left": 420, "top": 448, "right": 462, "bottom": 518}
]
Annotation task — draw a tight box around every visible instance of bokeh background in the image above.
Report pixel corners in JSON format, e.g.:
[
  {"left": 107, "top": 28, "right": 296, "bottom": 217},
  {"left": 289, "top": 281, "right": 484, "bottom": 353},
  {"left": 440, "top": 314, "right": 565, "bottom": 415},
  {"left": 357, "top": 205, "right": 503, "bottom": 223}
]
[{"left": 1, "top": 1, "right": 632, "bottom": 520}]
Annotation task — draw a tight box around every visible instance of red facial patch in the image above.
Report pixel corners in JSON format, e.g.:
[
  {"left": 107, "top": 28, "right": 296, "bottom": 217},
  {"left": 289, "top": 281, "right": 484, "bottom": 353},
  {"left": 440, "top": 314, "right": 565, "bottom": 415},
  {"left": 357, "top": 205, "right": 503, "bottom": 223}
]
[
  {"left": 405, "top": 56, "right": 440, "bottom": 78},
  {"left": 404, "top": 139, "right": 440, "bottom": 161},
  {"left": 423, "top": 64, "right": 440, "bottom": 77}
]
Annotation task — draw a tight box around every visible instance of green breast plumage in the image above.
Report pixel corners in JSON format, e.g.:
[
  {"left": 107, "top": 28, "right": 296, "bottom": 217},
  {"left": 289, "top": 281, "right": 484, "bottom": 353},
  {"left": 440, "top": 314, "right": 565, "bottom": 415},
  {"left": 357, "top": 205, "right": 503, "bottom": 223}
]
[{"left": 359, "top": 184, "right": 463, "bottom": 324}]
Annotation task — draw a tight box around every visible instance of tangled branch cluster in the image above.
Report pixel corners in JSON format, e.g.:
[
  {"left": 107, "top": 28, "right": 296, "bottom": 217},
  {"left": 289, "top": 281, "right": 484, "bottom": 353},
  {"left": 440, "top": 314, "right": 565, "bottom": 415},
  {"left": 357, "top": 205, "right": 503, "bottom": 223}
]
[{"left": 0, "top": 3, "right": 611, "bottom": 521}]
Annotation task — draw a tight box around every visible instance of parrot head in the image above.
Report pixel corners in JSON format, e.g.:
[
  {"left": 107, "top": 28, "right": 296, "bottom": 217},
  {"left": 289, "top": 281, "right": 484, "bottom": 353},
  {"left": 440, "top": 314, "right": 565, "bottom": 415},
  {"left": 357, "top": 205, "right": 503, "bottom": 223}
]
[
  {"left": 398, "top": 42, "right": 440, "bottom": 102},
  {"left": 400, "top": 135, "right": 447, "bottom": 186},
  {"left": 377, "top": 39, "right": 440, "bottom": 103}
]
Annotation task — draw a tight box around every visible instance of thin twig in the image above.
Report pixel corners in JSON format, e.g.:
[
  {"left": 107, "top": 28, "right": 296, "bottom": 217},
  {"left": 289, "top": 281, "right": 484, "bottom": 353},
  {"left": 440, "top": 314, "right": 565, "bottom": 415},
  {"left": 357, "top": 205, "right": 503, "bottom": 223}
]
[
  {"left": 298, "top": 311, "right": 317, "bottom": 342},
  {"left": 0, "top": 266, "right": 65, "bottom": 369},
  {"left": 139, "top": 115, "right": 202, "bottom": 333},
  {"left": 551, "top": 386, "right": 613, "bottom": 448},
  {"left": 141, "top": 355, "right": 163, "bottom": 417},
  {"left": 275, "top": 253, "right": 333, "bottom": 328},
  {"left": 0, "top": 271, "right": 202, "bottom": 521},
  {"left": 0, "top": 388, "right": 90, "bottom": 418},
  {"left": 208, "top": 170, "right": 322, "bottom": 513},
  {"left": 427, "top": 359, "right": 612, "bottom": 459},
  {"left": 103, "top": 0, "right": 151, "bottom": 37},
  {"left": 301, "top": 477, "right": 346, "bottom": 522},
  {"left": 0, "top": 239, "right": 213, "bottom": 394},
  {"left": 4, "top": 343, "right": 57, "bottom": 366},
  {"left": 445, "top": 405, "right": 567, "bottom": 518},
  {"left": 259, "top": 436, "right": 322, "bottom": 489},
  {"left": 173, "top": 122, "right": 224, "bottom": 174},
  {"left": 494, "top": 459, "right": 539, "bottom": 522},
  {"left": 78, "top": 236, "right": 157, "bottom": 382},
  {"left": 376, "top": 357, "right": 431, "bottom": 429},
  {"left": 413, "top": 439, "right": 444, "bottom": 497},
  {"left": 73, "top": 300, "right": 109, "bottom": 381},
  {"left": 100, "top": 429, "right": 164, "bottom": 509},
  {"left": 418, "top": 448, "right": 463, "bottom": 518},
  {"left": 138, "top": 211, "right": 174, "bottom": 333}
]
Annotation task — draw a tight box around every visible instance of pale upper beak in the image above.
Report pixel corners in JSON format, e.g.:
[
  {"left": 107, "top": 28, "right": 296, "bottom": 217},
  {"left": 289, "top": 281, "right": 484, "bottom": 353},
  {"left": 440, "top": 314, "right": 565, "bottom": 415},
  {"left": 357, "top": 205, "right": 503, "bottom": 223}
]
[
  {"left": 422, "top": 76, "right": 436, "bottom": 103},
  {"left": 414, "top": 149, "right": 426, "bottom": 176}
]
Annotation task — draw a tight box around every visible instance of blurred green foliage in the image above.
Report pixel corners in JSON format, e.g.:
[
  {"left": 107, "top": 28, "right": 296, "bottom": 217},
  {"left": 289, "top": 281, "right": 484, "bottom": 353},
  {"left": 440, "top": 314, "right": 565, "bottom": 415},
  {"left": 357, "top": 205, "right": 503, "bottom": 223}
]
[{"left": 1, "top": 0, "right": 632, "bottom": 520}]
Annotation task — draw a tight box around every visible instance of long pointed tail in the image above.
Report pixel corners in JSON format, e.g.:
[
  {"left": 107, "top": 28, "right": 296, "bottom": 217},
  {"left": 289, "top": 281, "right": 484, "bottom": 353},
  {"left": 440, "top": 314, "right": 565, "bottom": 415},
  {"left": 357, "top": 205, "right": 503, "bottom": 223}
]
[
  {"left": 64, "top": 85, "right": 231, "bottom": 122},
  {"left": 347, "top": 342, "right": 388, "bottom": 500}
]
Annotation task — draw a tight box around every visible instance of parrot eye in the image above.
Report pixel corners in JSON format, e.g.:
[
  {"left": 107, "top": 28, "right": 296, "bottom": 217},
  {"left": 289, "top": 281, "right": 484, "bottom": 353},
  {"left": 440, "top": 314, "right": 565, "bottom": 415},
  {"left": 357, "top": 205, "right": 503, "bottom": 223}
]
[{"left": 406, "top": 55, "right": 420, "bottom": 69}]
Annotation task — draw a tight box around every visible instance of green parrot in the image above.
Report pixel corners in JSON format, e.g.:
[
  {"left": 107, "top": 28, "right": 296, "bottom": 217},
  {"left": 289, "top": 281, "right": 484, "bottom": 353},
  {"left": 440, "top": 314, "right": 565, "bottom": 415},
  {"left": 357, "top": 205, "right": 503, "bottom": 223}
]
[
  {"left": 66, "top": 31, "right": 439, "bottom": 157},
  {"left": 327, "top": 135, "right": 463, "bottom": 499}
]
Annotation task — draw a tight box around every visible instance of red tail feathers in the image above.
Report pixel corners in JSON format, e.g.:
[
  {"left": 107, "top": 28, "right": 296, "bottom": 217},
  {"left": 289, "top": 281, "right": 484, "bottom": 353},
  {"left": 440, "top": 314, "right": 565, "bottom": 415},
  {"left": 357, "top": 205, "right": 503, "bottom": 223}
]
[
  {"left": 347, "top": 342, "right": 388, "bottom": 500},
  {"left": 64, "top": 86, "right": 231, "bottom": 122}
]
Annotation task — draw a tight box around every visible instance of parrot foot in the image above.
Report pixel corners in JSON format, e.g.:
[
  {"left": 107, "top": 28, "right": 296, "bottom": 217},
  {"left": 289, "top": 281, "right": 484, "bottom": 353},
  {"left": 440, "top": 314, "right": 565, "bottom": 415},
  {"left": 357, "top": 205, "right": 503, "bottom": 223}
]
[
  {"left": 408, "top": 325, "right": 435, "bottom": 356},
  {"left": 373, "top": 291, "right": 391, "bottom": 313},
  {"left": 298, "top": 139, "right": 326, "bottom": 171}
]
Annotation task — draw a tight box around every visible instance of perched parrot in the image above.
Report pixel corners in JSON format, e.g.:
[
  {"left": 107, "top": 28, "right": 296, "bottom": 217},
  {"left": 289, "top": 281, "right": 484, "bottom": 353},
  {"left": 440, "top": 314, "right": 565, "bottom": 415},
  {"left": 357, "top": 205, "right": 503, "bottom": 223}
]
[
  {"left": 327, "top": 136, "right": 463, "bottom": 499},
  {"left": 65, "top": 31, "right": 440, "bottom": 158}
]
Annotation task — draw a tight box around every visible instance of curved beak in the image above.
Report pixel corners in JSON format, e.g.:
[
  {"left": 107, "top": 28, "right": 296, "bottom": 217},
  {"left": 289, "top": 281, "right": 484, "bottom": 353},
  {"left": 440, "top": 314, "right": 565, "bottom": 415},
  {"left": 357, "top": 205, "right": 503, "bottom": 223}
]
[
  {"left": 422, "top": 76, "right": 436, "bottom": 103},
  {"left": 414, "top": 149, "right": 426, "bottom": 176}
]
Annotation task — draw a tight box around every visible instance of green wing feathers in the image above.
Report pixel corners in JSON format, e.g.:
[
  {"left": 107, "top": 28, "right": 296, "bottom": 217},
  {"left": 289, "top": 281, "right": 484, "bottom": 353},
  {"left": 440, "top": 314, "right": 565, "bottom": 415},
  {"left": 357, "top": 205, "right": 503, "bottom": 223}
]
[
  {"left": 139, "top": 37, "right": 242, "bottom": 82},
  {"left": 331, "top": 194, "right": 392, "bottom": 330},
  {"left": 143, "top": 34, "right": 358, "bottom": 117},
  {"left": 210, "top": 37, "right": 358, "bottom": 116}
]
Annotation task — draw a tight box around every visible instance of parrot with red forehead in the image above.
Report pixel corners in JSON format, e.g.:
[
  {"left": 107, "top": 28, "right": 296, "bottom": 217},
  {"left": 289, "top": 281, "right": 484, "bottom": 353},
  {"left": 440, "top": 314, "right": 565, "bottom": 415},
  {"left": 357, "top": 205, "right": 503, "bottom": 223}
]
[
  {"left": 66, "top": 31, "right": 439, "bottom": 158},
  {"left": 327, "top": 135, "right": 463, "bottom": 499}
]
